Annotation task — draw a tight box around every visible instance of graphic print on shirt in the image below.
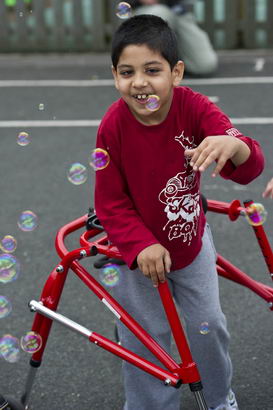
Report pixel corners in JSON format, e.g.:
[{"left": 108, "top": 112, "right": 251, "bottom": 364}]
[
  {"left": 159, "top": 131, "right": 200, "bottom": 245},
  {"left": 225, "top": 127, "right": 242, "bottom": 137}
]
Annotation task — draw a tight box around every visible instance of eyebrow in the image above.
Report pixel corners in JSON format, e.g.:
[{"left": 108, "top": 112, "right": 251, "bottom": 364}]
[{"left": 117, "top": 61, "right": 164, "bottom": 69}]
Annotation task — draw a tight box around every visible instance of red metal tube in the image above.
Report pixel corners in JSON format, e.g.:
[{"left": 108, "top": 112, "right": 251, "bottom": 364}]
[
  {"left": 89, "top": 332, "right": 181, "bottom": 387},
  {"left": 217, "top": 255, "right": 273, "bottom": 302},
  {"left": 31, "top": 264, "right": 71, "bottom": 361},
  {"left": 251, "top": 225, "right": 273, "bottom": 277},
  {"left": 207, "top": 199, "right": 231, "bottom": 214},
  {"left": 80, "top": 231, "right": 122, "bottom": 259},
  {"left": 157, "top": 282, "right": 201, "bottom": 383},
  {"left": 207, "top": 199, "right": 243, "bottom": 221},
  {"left": 71, "top": 260, "right": 179, "bottom": 372},
  {"left": 54, "top": 217, "right": 180, "bottom": 371},
  {"left": 158, "top": 282, "right": 198, "bottom": 367},
  {"left": 31, "top": 316, "right": 55, "bottom": 361},
  {"left": 243, "top": 199, "right": 273, "bottom": 278},
  {"left": 55, "top": 214, "right": 88, "bottom": 258}
]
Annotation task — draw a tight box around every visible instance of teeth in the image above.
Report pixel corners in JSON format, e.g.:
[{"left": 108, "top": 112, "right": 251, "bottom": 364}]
[{"left": 136, "top": 94, "right": 148, "bottom": 100}]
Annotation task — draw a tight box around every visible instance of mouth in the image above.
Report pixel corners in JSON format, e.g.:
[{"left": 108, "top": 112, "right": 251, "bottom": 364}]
[{"left": 132, "top": 93, "right": 151, "bottom": 104}]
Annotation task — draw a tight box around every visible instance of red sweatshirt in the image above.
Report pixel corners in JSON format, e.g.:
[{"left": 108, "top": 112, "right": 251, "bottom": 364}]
[{"left": 95, "top": 86, "right": 264, "bottom": 271}]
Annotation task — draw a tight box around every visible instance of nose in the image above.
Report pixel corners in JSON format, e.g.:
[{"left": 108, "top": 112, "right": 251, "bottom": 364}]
[{"left": 132, "top": 73, "right": 148, "bottom": 88}]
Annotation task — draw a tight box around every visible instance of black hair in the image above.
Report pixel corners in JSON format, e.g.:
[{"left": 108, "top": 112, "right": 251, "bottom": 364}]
[{"left": 111, "top": 14, "right": 179, "bottom": 70}]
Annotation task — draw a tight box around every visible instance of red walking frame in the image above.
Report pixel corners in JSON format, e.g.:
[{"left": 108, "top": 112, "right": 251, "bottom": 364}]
[{"left": 4, "top": 198, "right": 273, "bottom": 410}]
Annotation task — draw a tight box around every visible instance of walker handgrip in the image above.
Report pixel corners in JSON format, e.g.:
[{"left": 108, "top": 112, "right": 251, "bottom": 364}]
[{"left": 86, "top": 213, "right": 104, "bottom": 231}]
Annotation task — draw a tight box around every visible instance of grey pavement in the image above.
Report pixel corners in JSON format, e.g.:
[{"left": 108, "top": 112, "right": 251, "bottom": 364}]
[{"left": 0, "top": 50, "right": 273, "bottom": 410}]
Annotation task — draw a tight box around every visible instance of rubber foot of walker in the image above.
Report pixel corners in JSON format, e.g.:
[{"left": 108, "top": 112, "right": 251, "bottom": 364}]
[{"left": 189, "top": 381, "right": 203, "bottom": 392}]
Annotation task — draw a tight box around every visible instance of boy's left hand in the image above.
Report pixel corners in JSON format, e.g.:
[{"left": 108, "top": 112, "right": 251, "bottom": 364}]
[{"left": 184, "top": 135, "right": 250, "bottom": 177}]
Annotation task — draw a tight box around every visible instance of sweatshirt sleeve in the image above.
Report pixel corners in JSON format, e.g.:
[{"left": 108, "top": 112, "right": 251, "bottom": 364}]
[
  {"left": 219, "top": 135, "right": 264, "bottom": 184},
  {"left": 94, "top": 121, "right": 159, "bottom": 269},
  {"left": 196, "top": 94, "right": 265, "bottom": 184}
]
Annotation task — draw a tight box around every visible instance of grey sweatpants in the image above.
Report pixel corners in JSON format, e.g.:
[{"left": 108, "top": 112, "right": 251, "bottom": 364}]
[
  {"left": 113, "top": 225, "right": 232, "bottom": 410},
  {"left": 134, "top": 5, "right": 218, "bottom": 76}
]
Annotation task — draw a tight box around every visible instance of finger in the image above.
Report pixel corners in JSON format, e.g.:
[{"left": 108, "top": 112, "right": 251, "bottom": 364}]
[
  {"left": 140, "top": 263, "right": 150, "bottom": 279},
  {"left": 194, "top": 150, "right": 217, "bottom": 172},
  {"left": 211, "top": 157, "right": 228, "bottom": 177},
  {"left": 184, "top": 148, "right": 196, "bottom": 158},
  {"left": 187, "top": 149, "right": 203, "bottom": 169},
  {"left": 150, "top": 268, "right": 159, "bottom": 287},
  {"left": 190, "top": 152, "right": 203, "bottom": 169},
  {"left": 163, "top": 252, "right": 172, "bottom": 274},
  {"left": 188, "top": 142, "right": 211, "bottom": 170},
  {"left": 147, "top": 263, "right": 159, "bottom": 287},
  {"left": 155, "top": 259, "right": 166, "bottom": 283},
  {"left": 186, "top": 140, "right": 209, "bottom": 167},
  {"left": 185, "top": 149, "right": 199, "bottom": 167}
]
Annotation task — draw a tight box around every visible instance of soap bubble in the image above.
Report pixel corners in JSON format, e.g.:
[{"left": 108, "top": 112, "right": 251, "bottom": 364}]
[
  {"left": 18, "top": 210, "right": 38, "bottom": 232},
  {"left": 200, "top": 322, "right": 210, "bottom": 335},
  {"left": 0, "top": 296, "right": 12, "bottom": 319},
  {"left": 0, "top": 235, "right": 17, "bottom": 253},
  {"left": 245, "top": 203, "right": 267, "bottom": 226},
  {"left": 0, "top": 254, "right": 20, "bottom": 284},
  {"left": 99, "top": 264, "right": 121, "bottom": 287},
  {"left": 89, "top": 148, "right": 110, "bottom": 171},
  {"left": 145, "top": 95, "right": 160, "bottom": 112},
  {"left": 0, "top": 334, "right": 20, "bottom": 363},
  {"left": 17, "top": 131, "right": 31, "bottom": 146},
  {"left": 116, "top": 2, "right": 132, "bottom": 19},
  {"left": 20, "top": 331, "right": 42, "bottom": 354},
  {"left": 67, "top": 163, "right": 88, "bottom": 185}
]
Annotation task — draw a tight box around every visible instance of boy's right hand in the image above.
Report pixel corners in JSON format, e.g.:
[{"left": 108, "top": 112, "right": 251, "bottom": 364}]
[{"left": 137, "top": 244, "right": 172, "bottom": 287}]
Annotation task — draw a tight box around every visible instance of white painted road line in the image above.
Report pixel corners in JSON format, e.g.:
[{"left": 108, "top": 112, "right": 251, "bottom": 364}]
[
  {"left": 0, "top": 118, "right": 273, "bottom": 128},
  {"left": 184, "top": 77, "right": 273, "bottom": 85},
  {"left": 0, "top": 120, "right": 101, "bottom": 127},
  {"left": 231, "top": 118, "right": 273, "bottom": 125},
  {"left": 0, "top": 77, "right": 273, "bottom": 87},
  {"left": 0, "top": 80, "right": 115, "bottom": 87}
]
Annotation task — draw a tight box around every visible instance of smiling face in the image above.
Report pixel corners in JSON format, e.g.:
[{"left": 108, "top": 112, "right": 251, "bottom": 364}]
[{"left": 112, "top": 44, "right": 184, "bottom": 125}]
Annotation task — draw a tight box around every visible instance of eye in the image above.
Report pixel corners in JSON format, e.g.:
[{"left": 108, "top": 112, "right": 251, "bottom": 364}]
[
  {"left": 119, "top": 70, "right": 133, "bottom": 77},
  {"left": 146, "top": 68, "right": 160, "bottom": 75}
]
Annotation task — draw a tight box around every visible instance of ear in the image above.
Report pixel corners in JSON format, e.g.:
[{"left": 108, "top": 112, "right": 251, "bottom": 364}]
[
  {"left": 172, "top": 60, "right": 184, "bottom": 87},
  {"left": 112, "top": 65, "right": 120, "bottom": 90}
]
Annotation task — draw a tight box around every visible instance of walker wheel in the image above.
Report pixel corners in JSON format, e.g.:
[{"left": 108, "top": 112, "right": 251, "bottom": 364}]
[{"left": 4, "top": 397, "right": 25, "bottom": 410}]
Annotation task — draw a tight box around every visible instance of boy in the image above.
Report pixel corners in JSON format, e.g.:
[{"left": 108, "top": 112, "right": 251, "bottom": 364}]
[{"left": 94, "top": 15, "right": 264, "bottom": 410}]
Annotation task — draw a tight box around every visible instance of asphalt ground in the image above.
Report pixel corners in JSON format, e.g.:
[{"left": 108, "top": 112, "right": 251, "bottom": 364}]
[{"left": 0, "top": 50, "right": 273, "bottom": 410}]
